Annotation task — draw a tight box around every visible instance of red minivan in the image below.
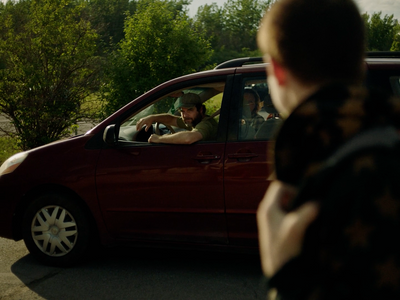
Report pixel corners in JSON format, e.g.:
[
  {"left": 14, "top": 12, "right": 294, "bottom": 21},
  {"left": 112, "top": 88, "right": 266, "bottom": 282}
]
[{"left": 1, "top": 55, "right": 400, "bottom": 266}]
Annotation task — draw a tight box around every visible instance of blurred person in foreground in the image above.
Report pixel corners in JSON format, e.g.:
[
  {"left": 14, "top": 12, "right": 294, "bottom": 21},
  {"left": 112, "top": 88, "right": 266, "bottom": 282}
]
[{"left": 256, "top": 0, "right": 400, "bottom": 299}]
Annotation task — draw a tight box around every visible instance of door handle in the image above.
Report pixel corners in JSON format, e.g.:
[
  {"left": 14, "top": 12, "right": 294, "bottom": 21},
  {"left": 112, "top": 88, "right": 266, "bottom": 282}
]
[
  {"left": 228, "top": 153, "right": 258, "bottom": 159},
  {"left": 228, "top": 152, "right": 258, "bottom": 162},
  {"left": 194, "top": 154, "right": 221, "bottom": 164}
]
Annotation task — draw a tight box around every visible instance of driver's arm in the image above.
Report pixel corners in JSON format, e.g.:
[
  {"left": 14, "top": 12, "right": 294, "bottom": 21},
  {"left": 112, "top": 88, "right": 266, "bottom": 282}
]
[
  {"left": 149, "top": 131, "right": 203, "bottom": 144},
  {"left": 136, "top": 114, "right": 179, "bottom": 132}
]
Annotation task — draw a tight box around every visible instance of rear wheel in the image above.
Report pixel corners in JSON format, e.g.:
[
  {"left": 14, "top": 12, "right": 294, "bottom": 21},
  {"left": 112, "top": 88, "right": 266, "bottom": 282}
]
[{"left": 22, "top": 192, "right": 93, "bottom": 267}]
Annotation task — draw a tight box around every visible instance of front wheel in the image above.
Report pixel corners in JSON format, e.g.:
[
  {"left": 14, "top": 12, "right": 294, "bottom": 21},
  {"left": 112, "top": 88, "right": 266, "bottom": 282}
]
[{"left": 22, "top": 192, "right": 94, "bottom": 267}]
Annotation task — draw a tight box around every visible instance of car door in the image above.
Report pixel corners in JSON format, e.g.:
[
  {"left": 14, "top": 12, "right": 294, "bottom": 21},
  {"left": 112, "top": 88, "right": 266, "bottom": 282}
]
[
  {"left": 95, "top": 79, "right": 230, "bottom": 244},
  {"left": 224, "top": 72, "right": 278, "bottom": 246}
]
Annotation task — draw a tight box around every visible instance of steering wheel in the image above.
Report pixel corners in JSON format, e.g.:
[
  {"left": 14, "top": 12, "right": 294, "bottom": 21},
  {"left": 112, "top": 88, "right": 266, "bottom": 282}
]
[
  {"left": 155, "top": 122, "right": 176, "bottom": 135},
  {"left": 133, "top": 124, "right": 154, "bottom": 142}
]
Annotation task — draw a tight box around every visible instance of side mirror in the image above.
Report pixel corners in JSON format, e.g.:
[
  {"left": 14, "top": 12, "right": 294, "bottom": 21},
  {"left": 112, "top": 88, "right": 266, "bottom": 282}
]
[{"left": 103, "top": 125, "right": 117, "bottom": 146}]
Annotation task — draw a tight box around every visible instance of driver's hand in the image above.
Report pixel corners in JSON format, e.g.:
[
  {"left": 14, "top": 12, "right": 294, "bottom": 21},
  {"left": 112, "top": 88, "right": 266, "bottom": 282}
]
[
  {"left": 136, "top": 116, "right": 154, "bottom": 132},
  {"left": 148, "top": 134, "right": 160, "bottom": 143}
]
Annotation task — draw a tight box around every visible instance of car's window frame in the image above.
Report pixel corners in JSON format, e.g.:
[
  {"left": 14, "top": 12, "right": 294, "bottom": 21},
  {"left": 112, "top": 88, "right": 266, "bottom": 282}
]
[{"left": 112, "top": 75, "right": 233, "bottom": 146}]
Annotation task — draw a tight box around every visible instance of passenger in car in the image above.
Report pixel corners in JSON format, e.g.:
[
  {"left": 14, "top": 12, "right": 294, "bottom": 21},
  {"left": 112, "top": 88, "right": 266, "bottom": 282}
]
[
  {"left": 243, "top": 88, "right": 265, "bottom": 132},
  {"left": 254, "top": 92, "right": 282, "bottom": 140},
  {"left": 256, "top": 0, "right": 400, "bottom": 299},
  {"left": 136, "top": 93, "right": 218, "bottom": 144}
]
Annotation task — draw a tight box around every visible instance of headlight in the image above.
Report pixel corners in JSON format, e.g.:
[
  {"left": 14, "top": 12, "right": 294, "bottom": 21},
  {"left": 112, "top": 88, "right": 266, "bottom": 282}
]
[{"left": 0, "top": 152, "right": 28, "bottom": 176}]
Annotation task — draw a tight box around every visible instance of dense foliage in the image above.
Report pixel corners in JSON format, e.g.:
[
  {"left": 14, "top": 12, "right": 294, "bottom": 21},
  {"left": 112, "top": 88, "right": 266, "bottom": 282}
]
[
  {"left": 101, "top": 0, "right": 212, "bottom": 115},
  {"left": 0, "top": 0, "right": 399, "bottom": 150},
  {"left": 0, "top": 136, "right": 19, "bottom": 165},
  {"left": 362, "top": 12, "right": 400, "bottom": 51},
  {"left": 0, "top": 0, "right": 101, "bottom": 150},
  {"left": 194, "top": 0, "right": 272, "bottom": 64}
]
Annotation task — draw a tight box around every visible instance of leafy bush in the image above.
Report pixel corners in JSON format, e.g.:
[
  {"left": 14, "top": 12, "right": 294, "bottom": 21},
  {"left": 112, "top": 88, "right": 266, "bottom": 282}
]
[
  {"left": 101, "top": 0, "right": 213, "bottom": 116},
  {"left": 0, "top": 0, "right": 101, "bottom": 150},
  {"left": 0, "top": 137, "right": 20, "bottom": 165}
]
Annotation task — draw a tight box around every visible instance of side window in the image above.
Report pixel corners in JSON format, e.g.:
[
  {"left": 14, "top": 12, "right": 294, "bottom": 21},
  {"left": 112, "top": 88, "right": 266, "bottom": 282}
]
[
  {"left": 121, "top": 96, "right": 177, "bottom": 128},
  {"left": 390, "top": 77, "right": 400, "bottom": 97},
  {"left": 366, "top": 69, "right": 400, "bottom": 96},
  {"left": 119, "top": 83, "right": 225, "bottom": 143},
  {"left": 238, "top": 78, "right": 282, "bottom": 141}
]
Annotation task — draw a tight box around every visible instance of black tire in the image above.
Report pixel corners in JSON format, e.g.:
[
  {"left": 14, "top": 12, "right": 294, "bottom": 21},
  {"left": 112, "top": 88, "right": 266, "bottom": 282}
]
[{"left": 22, "top": 192, "right": 93, "bottom": 267}]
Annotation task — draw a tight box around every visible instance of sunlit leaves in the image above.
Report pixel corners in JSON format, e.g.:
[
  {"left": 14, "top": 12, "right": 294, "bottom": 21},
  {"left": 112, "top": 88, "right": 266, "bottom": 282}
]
[
  {"left": 363, "top": 12, "right": 400, "bottom": 51},
  {"left": 101, "top": 0, "right": 212, "bottom": 115},
  {"left": 0, "top": 0, "right": 101, "bottom": 150}
]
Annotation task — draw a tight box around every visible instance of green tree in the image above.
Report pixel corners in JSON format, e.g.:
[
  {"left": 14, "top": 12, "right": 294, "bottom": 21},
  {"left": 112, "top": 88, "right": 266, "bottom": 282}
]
[
  {"left": 194, "top": 0, "right": 273, "bottom": 65},
  {"left": 102, "top": 0, "right": 212, "bottom": 115},
  {"left": 363, "top": 12, "right": 400, "bottom": 51},
  {"left": 223, "top": 0, "right": 269, "bottom": 51},
  {"left": 82, "top": 0, "right": 137, "bottom": 53},
  {"left": 0, "top": 0, "right": 101, "bottom": 150},
  {"left": 392, "top": 31, "right": 400, "bottom": 51},
  {"left": 390, "top": 21, "right": 400, "bottom": 51},
  {"left": 194, "top": 3, "right": 231, "bottom": 66},
  {"left": 194, "top": 3, "right": 224, "bottom": 51}
]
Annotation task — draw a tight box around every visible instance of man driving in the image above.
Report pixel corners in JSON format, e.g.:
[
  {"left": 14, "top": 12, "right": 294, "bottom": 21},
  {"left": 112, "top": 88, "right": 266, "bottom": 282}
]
[{"left": 135, "top": 93, "right": 218, "bottom": 144}]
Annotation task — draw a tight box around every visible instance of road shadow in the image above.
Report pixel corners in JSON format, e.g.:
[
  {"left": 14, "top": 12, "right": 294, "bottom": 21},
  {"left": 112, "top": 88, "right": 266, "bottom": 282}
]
[{"left": 11, "top": 247, "right": 267, "bottom": 300}]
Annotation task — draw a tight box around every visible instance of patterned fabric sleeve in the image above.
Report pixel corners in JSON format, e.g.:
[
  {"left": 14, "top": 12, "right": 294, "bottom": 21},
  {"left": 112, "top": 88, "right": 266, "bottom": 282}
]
[{"left": 269, "top": 145, "right": 400, "bottom": 300}]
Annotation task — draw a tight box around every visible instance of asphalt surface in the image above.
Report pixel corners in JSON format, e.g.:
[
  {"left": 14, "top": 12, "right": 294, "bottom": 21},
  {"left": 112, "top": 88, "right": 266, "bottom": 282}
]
[
  {"left": 0, "top": 114, "right": 12, "bottom": 136},
  {"left": 0, "top": 237, "right": 267, "bottom": 299},
  {"left": 0, "top": 114, "right": 94, "bottom": 137}
]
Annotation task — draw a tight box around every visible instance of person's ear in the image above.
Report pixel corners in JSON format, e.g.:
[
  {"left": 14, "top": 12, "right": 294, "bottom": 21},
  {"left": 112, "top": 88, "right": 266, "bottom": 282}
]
[{"left": 270, "top": 58, "right": 287, "bottom": 86}]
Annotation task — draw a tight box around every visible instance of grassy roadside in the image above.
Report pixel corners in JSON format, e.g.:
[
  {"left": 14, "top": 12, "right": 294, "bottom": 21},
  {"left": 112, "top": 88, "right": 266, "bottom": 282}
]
[{"left": 0, "top": 137, "right": 20, "bottom": 165}]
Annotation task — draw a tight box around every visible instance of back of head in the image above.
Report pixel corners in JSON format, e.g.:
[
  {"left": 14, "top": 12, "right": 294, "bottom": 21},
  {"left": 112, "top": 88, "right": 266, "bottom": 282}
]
[{"left": 258, "top": 0, "right": 365, "bottom": 86}]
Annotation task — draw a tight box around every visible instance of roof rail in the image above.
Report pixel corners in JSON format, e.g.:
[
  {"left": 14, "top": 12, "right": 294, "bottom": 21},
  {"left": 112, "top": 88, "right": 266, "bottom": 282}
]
[
  {"left": 214, "top": 57, "right": 264, "bottom": 70},
  {"left": 214, "top": 52, "right": 400, "bottom": 70},
  {"left": 367, "top": 51, "right": 400, "bottom": 58}
]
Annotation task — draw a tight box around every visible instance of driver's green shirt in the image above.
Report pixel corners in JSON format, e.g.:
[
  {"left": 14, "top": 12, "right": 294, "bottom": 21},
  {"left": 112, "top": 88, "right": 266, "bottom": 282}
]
[{"left": 176, "top": 116, "right": 218, "bottom": 141}]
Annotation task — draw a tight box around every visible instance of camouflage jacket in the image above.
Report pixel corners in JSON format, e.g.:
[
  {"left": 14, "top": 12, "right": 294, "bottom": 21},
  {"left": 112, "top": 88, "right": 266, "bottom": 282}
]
[{"left": 268, "top": 84, "right": 400, "bottom": 300}]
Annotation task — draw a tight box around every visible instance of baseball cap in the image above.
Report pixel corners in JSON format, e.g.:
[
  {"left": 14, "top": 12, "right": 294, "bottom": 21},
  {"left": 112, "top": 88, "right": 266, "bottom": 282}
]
[{"left": 177, "top": 93, "right": 202, "bottom": 108}]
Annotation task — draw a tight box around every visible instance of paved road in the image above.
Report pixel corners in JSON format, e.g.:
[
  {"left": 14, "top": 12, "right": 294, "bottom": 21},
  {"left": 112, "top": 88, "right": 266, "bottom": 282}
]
[
  {"left": 0, "top": 237, "right": 267, "bottom": 300},
  {"left": 0, "top": 114, "right": 94, "bottom": 137},
  {"left": 0, "top": 114, "right": 12, "bottom": 136}
]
